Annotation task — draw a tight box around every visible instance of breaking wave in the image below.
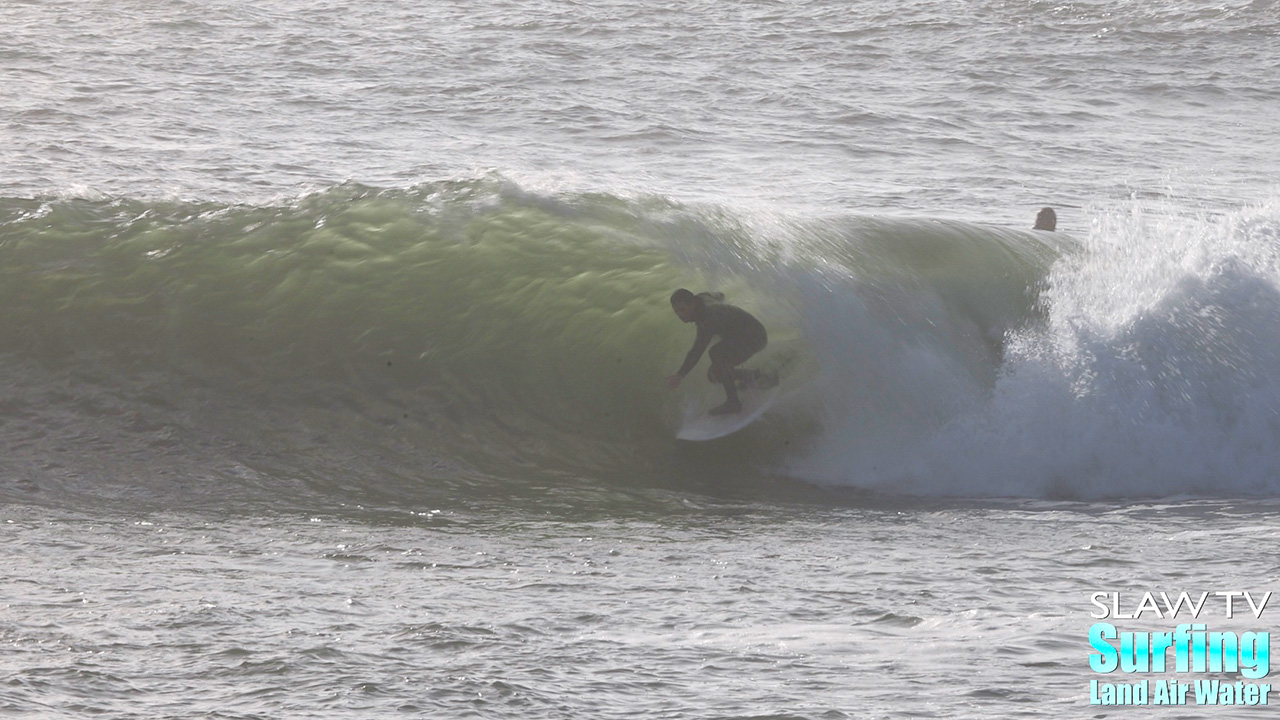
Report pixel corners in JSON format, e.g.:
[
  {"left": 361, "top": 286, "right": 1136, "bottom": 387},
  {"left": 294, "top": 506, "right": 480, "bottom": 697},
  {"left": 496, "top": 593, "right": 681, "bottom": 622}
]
[{"left": 1, "top": 178, "right": 1275, "bottom": 508}]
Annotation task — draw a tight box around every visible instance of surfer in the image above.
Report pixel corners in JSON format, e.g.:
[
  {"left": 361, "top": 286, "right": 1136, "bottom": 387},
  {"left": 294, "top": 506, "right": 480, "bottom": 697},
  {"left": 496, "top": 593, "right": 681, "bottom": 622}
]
[
  {"left": 1034, "top": 207, "right": 1057, "bottom": 231},
  {"left": 665, "top": 289, "right": 767, "bottom": 415}
]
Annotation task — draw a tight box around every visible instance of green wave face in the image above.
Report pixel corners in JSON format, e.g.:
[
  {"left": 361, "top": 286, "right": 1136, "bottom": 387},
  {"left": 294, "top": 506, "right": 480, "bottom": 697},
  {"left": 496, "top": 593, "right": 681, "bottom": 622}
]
[{"left": 0, "top": 180, "right": 1059, "bottom": 508}]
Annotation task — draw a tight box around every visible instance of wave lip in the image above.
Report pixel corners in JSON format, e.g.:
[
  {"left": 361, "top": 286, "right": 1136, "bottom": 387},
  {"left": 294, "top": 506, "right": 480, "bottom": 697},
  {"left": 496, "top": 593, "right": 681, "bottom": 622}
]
[{"left": 850, "top": 198, "right": 1280, "bottom": 499}]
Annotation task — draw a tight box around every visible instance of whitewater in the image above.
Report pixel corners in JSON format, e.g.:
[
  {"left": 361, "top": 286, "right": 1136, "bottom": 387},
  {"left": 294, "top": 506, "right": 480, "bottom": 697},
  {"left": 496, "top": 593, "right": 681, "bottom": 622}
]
[{"left": 2, "top": 0, "right": 1279, "bottom": 717}]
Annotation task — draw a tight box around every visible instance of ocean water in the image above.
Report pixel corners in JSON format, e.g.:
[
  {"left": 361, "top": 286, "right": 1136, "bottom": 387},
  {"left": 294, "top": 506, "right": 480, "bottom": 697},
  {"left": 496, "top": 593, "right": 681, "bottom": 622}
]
[{"left": 3, "top": 0, "right": 1280, "bottom": 717}]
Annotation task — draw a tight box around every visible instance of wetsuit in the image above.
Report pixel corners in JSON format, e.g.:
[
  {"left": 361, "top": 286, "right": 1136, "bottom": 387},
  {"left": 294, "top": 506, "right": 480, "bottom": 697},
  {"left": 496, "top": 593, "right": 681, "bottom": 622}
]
[{"left": 676, "top": 292, "right": 768, "bottom": 380}]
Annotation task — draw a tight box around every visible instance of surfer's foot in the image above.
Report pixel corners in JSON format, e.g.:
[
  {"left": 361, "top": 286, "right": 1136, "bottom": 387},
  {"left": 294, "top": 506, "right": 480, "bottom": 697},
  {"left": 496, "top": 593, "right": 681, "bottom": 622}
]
[
  {"left": 734, "top": 369, "right": 778, "bottom": 390},
  {"left": 709, "top": 400, "right": 742, "bottom": 415}
]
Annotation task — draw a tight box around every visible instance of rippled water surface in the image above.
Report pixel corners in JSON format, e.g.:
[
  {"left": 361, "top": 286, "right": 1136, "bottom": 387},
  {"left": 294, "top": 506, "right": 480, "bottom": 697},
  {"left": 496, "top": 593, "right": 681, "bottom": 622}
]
[
  {"left": 5, "top": 0, "right": 1279, "bottom": 219},
  {"left": 6, "top": 502, "right": 1280, "bottom": 718}
]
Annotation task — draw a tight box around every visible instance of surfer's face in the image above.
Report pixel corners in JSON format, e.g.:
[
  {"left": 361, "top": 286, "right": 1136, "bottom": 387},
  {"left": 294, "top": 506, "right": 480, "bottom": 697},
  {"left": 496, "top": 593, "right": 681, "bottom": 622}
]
[{"left": 671, "top": 299, "right": 696, "bottom": 322}]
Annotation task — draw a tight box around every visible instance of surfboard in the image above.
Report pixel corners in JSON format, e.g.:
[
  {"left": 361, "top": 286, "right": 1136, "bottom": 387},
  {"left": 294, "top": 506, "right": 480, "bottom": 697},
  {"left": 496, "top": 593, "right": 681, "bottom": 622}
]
[{"left": 676, "top": 384, "right": 780, "bottom": 441}]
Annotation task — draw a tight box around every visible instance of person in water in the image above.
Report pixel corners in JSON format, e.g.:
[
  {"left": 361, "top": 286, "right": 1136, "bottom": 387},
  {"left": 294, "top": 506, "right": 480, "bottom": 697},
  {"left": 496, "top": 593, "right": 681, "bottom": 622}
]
[
  {"left": 1034, "top": 207, "right": 1057, "bottom": 231},
  {"left": 666, "top": 289, "right": 768, "bottom": 415}
]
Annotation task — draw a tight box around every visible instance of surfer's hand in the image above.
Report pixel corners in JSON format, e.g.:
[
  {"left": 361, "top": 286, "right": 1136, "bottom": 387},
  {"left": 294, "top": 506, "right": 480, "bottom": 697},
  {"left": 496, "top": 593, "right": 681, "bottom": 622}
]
[{"left": 666, "top": 374, "right": 682, "bottom": 391}]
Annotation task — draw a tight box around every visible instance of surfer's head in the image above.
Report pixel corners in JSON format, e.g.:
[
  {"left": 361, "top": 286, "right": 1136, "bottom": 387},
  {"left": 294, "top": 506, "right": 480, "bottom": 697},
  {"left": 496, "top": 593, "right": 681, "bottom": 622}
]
[
  {"left": 1034, "top": 207, "right": 1057, "bottom": 231},
  {"left": 670, "top": 288, "right": 698, "bottom": 322}
]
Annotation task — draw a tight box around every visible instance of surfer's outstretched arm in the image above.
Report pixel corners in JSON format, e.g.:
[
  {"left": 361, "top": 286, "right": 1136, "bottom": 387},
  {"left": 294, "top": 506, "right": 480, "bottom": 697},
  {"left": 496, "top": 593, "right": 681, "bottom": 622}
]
[
  {"left": 677, "top": 325, "right": 712, "bottom": 377},
  {"left": 667, "top": 325, "right": 711, "bottom": 390}
]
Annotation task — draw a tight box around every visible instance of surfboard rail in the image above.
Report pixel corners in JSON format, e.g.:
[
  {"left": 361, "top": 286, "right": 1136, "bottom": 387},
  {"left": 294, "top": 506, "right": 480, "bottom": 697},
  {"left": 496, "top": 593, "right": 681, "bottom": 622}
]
[{"left": 676, "top": 385, "right": 780, "bottom": 441}]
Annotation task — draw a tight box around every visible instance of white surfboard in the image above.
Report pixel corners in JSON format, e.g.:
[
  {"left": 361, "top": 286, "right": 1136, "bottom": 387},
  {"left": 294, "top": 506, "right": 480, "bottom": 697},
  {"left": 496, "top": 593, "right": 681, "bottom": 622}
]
[{"left": 676, "top": 385, "right": 781, "bottom": 441}]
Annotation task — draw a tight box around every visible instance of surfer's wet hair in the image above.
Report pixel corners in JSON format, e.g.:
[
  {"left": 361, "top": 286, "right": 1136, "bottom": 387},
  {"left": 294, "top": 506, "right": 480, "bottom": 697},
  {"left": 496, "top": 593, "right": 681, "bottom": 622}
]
[
  {"left": 670, "top": 288, "right": 696, "bottom": 305},
  {"left": 1034, "top": 207, "right": 1057, "bottom": 231}
]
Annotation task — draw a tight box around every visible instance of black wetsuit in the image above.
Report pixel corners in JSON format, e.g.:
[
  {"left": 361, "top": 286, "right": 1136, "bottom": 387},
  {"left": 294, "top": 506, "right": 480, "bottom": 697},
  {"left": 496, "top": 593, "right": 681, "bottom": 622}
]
[{"left": 676, "top": 292, "right": 768, "bottom": 379}]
